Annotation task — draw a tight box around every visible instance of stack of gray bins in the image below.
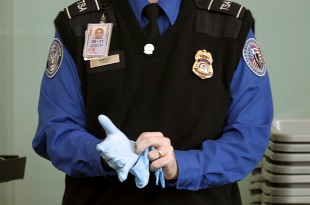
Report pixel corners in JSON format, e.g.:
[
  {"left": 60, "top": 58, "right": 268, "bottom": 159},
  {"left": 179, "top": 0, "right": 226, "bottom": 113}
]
[
  {"left": 249, "top": 161, "right": 264, "bottom": 204},
  {"left": 253, "top": 119, "right": 310, "bottom": 205}
]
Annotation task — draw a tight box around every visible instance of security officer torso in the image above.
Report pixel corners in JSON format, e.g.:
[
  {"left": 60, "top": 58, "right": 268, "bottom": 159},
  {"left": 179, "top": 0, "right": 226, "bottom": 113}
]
[{"left": 55, "top": 0, "right": 254, "bottom": 204}]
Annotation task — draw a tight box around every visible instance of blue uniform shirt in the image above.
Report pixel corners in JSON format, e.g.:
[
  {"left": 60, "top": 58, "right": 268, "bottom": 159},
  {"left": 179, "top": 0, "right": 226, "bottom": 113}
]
[{"left": 33, "top": 0, "right": 273, "bottom": 190}]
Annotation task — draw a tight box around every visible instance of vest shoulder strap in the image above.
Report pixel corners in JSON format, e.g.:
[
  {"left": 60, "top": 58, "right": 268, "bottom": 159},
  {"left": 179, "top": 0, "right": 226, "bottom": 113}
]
[
  {"left": 195, "top": 0, "right": 247, "bottom": 20},
  {"left": 64, "top": 0, "right": 112, "bottom": 20}
]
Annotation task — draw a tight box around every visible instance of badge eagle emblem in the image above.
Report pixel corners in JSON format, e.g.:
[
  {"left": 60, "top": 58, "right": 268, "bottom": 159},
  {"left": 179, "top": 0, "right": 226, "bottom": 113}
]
[{"left": 192, "top": 49, "right": 214, "bottom": 79}]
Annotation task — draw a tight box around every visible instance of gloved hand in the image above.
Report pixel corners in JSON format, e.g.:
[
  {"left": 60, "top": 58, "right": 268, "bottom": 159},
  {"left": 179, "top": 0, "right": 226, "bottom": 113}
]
[
  {"left": 96, "top": 115, "right": 139, "bottom": 182},
  {"left": 96, "top": 115, "right": 165, "bottom": 188}
]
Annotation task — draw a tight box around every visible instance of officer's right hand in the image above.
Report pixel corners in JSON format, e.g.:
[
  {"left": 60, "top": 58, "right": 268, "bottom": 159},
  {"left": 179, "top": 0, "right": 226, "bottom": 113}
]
[{"left": 96, "top": 115, "right": 139, "bottom": 182}]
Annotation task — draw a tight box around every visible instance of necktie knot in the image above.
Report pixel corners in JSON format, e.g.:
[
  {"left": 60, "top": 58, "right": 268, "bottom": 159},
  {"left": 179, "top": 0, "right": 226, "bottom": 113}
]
[
  {"left": 143, "top": 3, "right": 163, "bottom": 40},
  {"left": 143, "top": 3, "right": 162, "bottom": 23}
]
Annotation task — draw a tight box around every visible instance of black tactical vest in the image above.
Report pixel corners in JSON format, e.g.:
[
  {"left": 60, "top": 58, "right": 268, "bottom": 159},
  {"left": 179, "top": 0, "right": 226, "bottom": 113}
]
[{"left": 55, "top": 0, "right": 254, "bottom": 204}]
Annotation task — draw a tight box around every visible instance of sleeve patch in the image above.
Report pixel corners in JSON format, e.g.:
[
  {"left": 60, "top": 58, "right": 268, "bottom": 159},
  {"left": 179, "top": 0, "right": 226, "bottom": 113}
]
[
  {"left": 46, "top": 38, "right": 63, "bottom": 78},
  {"left": 243, "top": 38, "right": 266, "bottom": 77}
]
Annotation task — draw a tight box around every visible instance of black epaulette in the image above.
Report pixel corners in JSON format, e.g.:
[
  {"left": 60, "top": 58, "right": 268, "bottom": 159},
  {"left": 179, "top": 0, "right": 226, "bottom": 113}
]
[
  {"left": 64, "top": 0, "right": 111, "bottom": 20},
  {"left": 196, "top": 0, "right": 246, "bottom": 20}
]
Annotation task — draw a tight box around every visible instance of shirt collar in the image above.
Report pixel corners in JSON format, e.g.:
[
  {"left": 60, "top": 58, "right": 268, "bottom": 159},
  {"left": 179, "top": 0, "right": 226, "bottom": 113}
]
[{"left": 128, "top": 0, "right": 181, "bottom": 26}]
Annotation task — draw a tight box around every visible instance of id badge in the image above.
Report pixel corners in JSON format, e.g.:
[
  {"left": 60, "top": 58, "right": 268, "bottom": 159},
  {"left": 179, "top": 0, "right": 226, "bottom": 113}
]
[{"left": 83, "top": 23, "right": 113, "bottom": 60}]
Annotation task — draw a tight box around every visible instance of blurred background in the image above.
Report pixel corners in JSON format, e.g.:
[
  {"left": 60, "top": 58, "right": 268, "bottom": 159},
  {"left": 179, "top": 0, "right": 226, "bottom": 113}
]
[{"left": 1, "top": 0, "right": 309, "bottom": 204}]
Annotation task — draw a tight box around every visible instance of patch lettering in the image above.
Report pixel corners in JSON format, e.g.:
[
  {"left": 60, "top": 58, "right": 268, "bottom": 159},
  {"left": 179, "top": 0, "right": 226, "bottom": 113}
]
[
  {"left": 77, "top": 0, "right": 87, "bottom": 12},
  {"left": 220, "top": 1, "right": 232, "bottom": 10}
]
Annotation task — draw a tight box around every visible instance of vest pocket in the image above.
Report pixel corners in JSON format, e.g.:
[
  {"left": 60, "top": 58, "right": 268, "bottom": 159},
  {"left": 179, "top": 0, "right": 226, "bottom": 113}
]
[{"left": 86, "top": 50, "right": 125, "bottom": 75}]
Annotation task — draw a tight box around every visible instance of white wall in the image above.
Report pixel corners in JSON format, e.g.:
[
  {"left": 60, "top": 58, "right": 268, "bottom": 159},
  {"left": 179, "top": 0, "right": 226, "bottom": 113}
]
[{"left": 0, "top": 0, "right": 309, "bottom": 205}]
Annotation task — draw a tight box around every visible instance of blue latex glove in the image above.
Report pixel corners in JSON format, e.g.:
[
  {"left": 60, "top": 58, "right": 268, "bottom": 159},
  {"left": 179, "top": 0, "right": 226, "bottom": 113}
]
[
  {"left": 96, "top": 115, "right": 165, "bottom": 188},
  {"left": 96, "top": 115, "right": 139, "bottom": 182},
  {"left": 150, "top": 147, "right": 165, "bottom": 188},
  {"left": 130, "top": 147, "right": 165, "bottom": 188},
  {"left": 129, "top": 150, "right": 150, "bottom": 188}
]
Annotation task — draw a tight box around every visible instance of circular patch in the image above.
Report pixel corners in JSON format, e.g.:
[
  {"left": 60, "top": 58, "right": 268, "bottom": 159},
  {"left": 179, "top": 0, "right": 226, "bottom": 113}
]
[
  {"left": 243, "top": 38, "right": 266, "bottom": 77},
  {"left": 46, "top": 38, "right": 63, "bottom": 78}
]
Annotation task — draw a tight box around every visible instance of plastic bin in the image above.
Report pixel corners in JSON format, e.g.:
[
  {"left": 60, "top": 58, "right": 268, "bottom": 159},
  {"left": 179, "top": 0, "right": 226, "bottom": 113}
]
[
  {"left": 263, "top": 157, "right": 310, "bottom": 174},
  {"left": 252, "top": 119, "right": 310, "bottom": 205},
  {"left": 269, "top": 140, "right": 310, "bottom": 152},
  {"left": 262, "top": 169, "right": 310, "bottom": 183},
  {"left": 271, "top": 119, "right": 310, "bottom": 142},
  {"left": 265, "top": 148, "right": 310, "bottom": 162},
  {"left": 262, "top": 193, "right": 310, "bottom": 204},
  {"left": 262, "top": 183, "right": 310, "bottom": 196}
]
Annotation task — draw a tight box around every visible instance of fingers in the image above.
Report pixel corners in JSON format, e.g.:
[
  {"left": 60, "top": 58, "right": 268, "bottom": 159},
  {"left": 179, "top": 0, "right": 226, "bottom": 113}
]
[
  {"left": 103, "top": 155, "right": 126, "bottom": 170},
  {"left": 135, "top": 132, "right": 170, "bottom": 154},
  {"left": 135, "top": 132, "right": 178, "bottom": 180},
  {"left": 148, "top": 147, "right": 164, "bottom": 161},
  {"left": 118, "top": 169, "right": 130, "bottom": 182},
  {"left": 150, "top": 151, "right": 178, "bottom": 180},
  {"left": 98, "top": 115, "right": 120, "bottom": 135},
  {"left": 149, "top": 146, "right": 174, "bottom": 170}
]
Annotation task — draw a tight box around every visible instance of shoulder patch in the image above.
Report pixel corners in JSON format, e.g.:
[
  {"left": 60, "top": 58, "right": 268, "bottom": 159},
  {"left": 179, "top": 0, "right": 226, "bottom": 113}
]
[
  {"left": 196, "top": 0, "right": 246, "bottom": 20},
  {"left": 46, "top": 38, "right": 63, "bottom": 78},
  {"left": 64, "top": 0, "right": 111, "bottom": 20},
  {"left": 243, "top": 38, "right": 266, "bottom": 77}
]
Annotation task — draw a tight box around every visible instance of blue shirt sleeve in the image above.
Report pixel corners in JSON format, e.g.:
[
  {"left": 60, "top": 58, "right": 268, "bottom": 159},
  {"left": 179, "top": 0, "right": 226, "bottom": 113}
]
[
  {"left": 32, "top": 31, "right": 116, "bottom": 177},
  {"left": 174, "top": 29, "right": 273, "bottom": 190}
]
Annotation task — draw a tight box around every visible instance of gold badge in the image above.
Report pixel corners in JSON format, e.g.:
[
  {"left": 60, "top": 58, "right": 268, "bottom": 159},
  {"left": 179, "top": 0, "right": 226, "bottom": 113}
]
[{"left": 192, "top": 50, "right": 213, "bottom": 79}]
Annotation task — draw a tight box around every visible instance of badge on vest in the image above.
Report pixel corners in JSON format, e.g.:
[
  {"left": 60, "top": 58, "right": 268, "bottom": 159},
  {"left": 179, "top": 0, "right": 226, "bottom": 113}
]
[
  {"left": 243, "top": 38, "right": 266, "bottom": 77},
  {"left": 192, "top": 49, "right": 214, "bottom": 79},
  {"left": 46, "top": 38, "right": 63, "bottom": 78}
]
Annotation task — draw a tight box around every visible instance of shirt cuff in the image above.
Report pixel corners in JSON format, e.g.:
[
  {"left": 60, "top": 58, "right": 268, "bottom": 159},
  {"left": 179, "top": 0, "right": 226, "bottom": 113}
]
[
  {"left": 174, "top": 150, "right": 201, "bottom": 191},
  {"left": 166, "top": 179, "right": 177, "bottom": 187}
]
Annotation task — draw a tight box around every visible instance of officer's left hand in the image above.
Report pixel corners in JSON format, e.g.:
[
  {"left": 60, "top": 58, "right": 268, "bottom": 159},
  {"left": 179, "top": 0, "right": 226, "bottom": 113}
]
[
  {"left": 96, "top": 115, "right": 139, "bottom": 182},
  {"left": 135, "top": 132, "right": 178, "bottom": 180}
]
